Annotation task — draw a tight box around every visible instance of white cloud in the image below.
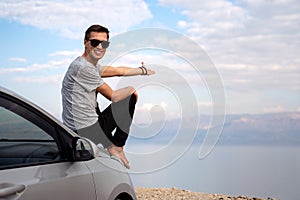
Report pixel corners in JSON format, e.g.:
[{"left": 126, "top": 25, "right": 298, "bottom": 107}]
[
  {"left": 0, "top": 58, "right": 72, "bottom": 74},
  {"left": 2, "top": 49, "right": 81, "bottom": 75},
  {"left": 217, "top": 63, "right": 258, "bottom": 71},
  {"left": 49, "top": 50, "right": 82, "bottom": 57},
  {"left": 13, "top": 74, "right": 63, "bottom": 86},
  {"left": 9, "top": 57, "right": 27, "bottom": 62},
  {"left": 0, "top": 0, "right": 152, "bottom": 39},
  {"left": 263, "top": 105, "right": 285, "bottom": 113},
  {"left": 198, "top": 101, "right": 212, "bottom": 107},
  {"left": 158, "top": 0, "right": 300, "bottom": 114},
  {"left": 159, "top": 0, "right": 300, "bottom": 69},
  {"left": 133, "top": 101, "right": 181, "bottom": 125},
  {"left": 177, "top": 20, "right": 187, "bottom": 28}
]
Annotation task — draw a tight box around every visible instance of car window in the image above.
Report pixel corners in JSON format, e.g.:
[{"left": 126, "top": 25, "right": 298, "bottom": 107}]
[{"left": 0, "top": 96, "right": 61, "bottom": 169}]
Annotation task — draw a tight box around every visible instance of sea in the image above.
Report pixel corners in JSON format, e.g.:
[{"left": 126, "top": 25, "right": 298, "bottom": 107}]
[{"left": 127, "top": 144, "right": 300, "bottom": 200}]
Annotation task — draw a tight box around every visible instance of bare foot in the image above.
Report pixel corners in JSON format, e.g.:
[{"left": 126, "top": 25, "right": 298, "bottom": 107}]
[{"left": 107, "top": 145, "right": 130, "bottom": 169}]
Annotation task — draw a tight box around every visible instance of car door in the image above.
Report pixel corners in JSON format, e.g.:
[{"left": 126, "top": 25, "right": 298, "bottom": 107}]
[{"left": 0, "top": 93, "right": 96, "bottom": 200}]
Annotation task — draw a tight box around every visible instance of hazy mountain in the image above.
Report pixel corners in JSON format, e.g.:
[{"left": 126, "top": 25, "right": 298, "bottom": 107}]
[
  {"left": 130, "top": 112, "right": 300, "bottom": 146},
  {"left": 216, "top": 112, "right": 300, "bottom": 145}
]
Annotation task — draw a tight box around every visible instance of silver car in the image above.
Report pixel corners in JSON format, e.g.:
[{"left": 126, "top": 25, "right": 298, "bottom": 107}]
[{"left": 0, "top": 87, "right": 136, "bottom": 200}]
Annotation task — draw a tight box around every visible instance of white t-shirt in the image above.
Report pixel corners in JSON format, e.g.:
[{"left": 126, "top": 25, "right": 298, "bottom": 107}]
[{"left": 61, "top": 56, "right": 104, "bottom": 130}]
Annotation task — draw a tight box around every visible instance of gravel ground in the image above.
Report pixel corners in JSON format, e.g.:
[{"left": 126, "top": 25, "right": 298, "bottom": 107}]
[{"left": 135, "top": 188, "right": 277, "bottom": 200}]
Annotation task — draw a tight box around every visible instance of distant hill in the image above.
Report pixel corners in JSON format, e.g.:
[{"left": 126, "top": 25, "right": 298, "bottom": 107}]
[
  {"left": 215, "top": 112, "right": 300, "bottom": 145},
  {"left": 130, "top": 112, "right": 300, "bottom": 146}
]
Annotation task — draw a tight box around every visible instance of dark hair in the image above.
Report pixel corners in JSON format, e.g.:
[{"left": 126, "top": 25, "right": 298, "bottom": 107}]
[{"left": 84, "top": 24, "right": 109, "bottom": 40}]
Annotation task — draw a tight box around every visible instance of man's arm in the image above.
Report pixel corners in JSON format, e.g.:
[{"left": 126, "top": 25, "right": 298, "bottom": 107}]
[
  {"left": 97, "top": 82, "right": 137, "bottom": 103},
  {"left": 101, "top": 65, "right": 155, "bottom": 78}
]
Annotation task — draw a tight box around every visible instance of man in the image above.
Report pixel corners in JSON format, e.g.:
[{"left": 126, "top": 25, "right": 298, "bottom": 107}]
[{"left": 61, "top": 24, "right": 154, "bottom": 169}]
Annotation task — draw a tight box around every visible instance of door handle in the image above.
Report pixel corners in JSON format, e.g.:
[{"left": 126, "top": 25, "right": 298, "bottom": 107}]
[{"left": 0, "top": 183, "right": 25, "bottom": 198}]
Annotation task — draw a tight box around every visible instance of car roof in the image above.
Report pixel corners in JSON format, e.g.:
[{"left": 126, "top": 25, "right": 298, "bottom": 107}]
[{"left": 0, "top": 86, "right": 78, "bottom": 137}]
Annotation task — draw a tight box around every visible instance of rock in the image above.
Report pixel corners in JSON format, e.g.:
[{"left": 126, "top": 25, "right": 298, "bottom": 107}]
[{"left": 135, "top": 188, "right": 277, "bottom": 200}]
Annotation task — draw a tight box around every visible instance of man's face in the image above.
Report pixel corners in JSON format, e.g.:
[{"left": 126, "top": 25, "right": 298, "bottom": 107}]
[{"left": 84, "top": 31, "right": 108, "bottom": 60}]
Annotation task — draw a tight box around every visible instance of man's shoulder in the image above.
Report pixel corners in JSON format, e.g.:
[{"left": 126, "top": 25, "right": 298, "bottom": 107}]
[
  {"left": 70, "top": 56, "right": 97, "bottom": 70},
  {"left": 70, "top": 56, "right": 84, "bottom": 66},
  {"left": 68, "top": 56, "right": 91, "bottom": 73}
]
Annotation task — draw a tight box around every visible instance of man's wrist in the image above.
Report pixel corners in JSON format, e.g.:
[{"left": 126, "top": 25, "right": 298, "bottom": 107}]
[{"left": 139, "top": 66, "right": 148, "bottom": 75}]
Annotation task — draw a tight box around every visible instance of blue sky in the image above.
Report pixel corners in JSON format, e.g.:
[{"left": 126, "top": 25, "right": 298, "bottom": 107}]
[{"left": 0, "top": 0, "right": 300, "bottom": 122}]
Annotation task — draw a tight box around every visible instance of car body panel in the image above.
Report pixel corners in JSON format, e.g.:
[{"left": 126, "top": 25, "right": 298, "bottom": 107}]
[
  {"left": 85, "top": 157, "right": 136, "bottom": 200},
  {"left": 0, "top": 162, "right": 96, "bottom": 200}
]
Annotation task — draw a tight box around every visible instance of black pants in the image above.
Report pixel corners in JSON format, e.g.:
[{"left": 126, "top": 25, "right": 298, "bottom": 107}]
[{"left": 76, "top": 94, "right": 136, "bottom": 148}]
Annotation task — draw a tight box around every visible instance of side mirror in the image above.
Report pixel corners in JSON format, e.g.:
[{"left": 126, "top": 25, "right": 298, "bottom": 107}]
[{"left": 73, "top": 138, "right": 94, "bottom": 161}]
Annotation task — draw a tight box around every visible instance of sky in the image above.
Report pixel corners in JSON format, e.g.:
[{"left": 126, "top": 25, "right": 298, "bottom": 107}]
[{"left": 0, "top": 0, "right": 300, "bottom": 123}]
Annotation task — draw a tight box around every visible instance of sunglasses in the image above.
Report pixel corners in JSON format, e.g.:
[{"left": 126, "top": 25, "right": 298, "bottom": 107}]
[{"left": 89, "top": 39, "right": 110, "bottom": 48}]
